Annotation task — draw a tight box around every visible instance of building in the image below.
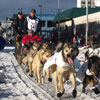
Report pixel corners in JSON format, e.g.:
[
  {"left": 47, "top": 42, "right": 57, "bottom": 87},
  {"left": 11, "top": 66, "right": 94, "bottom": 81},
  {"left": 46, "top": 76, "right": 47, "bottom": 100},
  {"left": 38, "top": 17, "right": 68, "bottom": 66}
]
[
  {"left": 37, "top": 14, "right": 56, "bottom": 35},
  {"left": 77, "top": 0, "right": 95, "bottom": 8},
  {"left": 95, "top": 0, "right": 100, "bottom": 7},
  {"left": 54, "top": 7, "right": 100, "bottom": 35}
]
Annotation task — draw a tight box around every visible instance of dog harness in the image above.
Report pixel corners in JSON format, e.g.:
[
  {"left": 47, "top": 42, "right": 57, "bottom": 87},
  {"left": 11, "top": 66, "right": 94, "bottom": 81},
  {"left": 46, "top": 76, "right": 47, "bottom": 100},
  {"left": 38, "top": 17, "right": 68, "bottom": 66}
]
[
  {"left": 55, "top": 51, "right": 70, "bottom": 67},
  {"left": 43, "top": 51, "right": 72, "bottom": 71}
]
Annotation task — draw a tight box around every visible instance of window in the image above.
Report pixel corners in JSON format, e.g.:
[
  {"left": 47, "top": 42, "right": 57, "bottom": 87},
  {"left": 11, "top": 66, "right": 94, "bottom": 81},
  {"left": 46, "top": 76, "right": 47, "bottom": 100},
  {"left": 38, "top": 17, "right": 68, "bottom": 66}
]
[
  {"left": 82, "top": 1, "right": 85, "bottom": 4},
  {"left": 47, "top": 20, "right": 53, "bottom": 27},
  {"left": 41, "top": 20, "right": 45, "bottom": 27}
]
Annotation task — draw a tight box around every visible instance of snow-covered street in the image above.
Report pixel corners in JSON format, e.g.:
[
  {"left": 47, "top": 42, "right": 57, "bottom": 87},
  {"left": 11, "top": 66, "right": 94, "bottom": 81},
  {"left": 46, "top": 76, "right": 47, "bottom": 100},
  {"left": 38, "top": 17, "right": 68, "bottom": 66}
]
[{"left": 0, "top": 46, "right": 100, "bottom": 100}]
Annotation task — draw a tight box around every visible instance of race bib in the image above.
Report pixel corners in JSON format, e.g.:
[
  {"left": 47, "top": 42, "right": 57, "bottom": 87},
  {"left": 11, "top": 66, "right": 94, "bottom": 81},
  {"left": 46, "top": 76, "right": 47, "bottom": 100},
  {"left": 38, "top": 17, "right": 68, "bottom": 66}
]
[{"left": 27, "top": 17, "right": 39, "bottom": 32}]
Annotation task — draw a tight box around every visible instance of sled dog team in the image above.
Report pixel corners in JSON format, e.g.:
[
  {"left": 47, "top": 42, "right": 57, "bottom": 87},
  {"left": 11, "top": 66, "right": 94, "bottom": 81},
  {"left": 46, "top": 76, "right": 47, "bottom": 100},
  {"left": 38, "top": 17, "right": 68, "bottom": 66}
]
[{"left": 17, "top": 42, "right": 100, "bottom": 98}]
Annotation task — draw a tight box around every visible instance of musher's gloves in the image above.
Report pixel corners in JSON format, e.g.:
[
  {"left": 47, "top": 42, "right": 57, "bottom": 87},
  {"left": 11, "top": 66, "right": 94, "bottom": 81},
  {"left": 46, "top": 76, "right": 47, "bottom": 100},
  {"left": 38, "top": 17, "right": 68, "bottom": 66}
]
[{"left": 22, "top": 43, "right": 24, "bottom": 47}]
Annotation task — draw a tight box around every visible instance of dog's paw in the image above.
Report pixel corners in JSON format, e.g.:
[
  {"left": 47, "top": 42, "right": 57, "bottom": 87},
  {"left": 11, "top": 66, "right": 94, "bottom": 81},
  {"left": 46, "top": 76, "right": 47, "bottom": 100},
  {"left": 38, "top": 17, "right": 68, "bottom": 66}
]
[
  {"left": 93, "top": 87, "right": 100, "bottom": 95},
  {"left": 72, "top": 89, "right": 77, "bottom": 98},
  {"left": 29, "top": 74, "right": 33, "bottom": 77},
  {"left": 48, "top": 78, "right": 52, "bottom": 82},
  {"left": 57, "top": 92, "right": 63, "bottom": 97}
]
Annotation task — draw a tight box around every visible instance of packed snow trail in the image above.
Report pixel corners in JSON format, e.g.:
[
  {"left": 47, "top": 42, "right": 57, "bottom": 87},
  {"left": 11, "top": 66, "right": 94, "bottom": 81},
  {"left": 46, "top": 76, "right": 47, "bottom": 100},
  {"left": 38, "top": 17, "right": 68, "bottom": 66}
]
[
  {"left": 0, "top": 46, "right": 100, "bottom": 100},
  {"left": 0, "top": 54, "right": 39, "bottom": 100},
  {"left": 0, "top": 46, "right": 54, "bottom": 100}
]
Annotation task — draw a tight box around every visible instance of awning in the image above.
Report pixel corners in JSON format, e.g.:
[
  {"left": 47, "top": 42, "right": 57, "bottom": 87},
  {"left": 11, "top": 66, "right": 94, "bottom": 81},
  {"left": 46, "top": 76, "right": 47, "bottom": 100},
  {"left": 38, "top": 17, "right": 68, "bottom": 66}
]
[{"left": 54, "top": 7, "right": 100, "bottom": 22}]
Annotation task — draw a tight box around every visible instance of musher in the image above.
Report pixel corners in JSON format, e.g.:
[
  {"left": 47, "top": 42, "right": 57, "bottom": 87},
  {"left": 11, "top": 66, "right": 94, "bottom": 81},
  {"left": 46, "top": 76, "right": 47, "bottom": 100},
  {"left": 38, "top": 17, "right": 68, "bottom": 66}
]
[{"left": 24, "top": 9, "right": 41, "bottom": 35}]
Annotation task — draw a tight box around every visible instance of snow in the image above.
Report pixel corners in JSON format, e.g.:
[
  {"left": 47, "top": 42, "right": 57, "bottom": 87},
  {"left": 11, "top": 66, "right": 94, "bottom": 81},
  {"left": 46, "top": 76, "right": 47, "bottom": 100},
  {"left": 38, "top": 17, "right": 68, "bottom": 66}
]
[
  {"left": 0, "top": 55, "right": 38, "bottom": 100},
  {"left": 0, "top": 46, "right": 51, "bottom": 100},
  {"left": 0, "top": 69, "right": 5, "bottom": 82},
  {"left": 0, "top": 46, "right": 100, "bottom": 100}
]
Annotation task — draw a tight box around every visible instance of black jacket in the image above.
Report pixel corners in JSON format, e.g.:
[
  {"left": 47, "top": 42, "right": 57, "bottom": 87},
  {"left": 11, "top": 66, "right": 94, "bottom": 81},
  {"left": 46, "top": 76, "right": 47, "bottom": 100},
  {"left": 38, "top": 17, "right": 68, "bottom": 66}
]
[{"left": 13, "top": 17, "right": 25, "bottom": 36}]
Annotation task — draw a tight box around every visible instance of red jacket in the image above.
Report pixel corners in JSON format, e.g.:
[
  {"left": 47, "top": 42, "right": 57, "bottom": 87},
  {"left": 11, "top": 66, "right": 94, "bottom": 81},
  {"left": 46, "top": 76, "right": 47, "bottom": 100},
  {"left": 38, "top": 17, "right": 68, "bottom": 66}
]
[{"left": 21, "top": 34, "right": 41, "bottom": 44}]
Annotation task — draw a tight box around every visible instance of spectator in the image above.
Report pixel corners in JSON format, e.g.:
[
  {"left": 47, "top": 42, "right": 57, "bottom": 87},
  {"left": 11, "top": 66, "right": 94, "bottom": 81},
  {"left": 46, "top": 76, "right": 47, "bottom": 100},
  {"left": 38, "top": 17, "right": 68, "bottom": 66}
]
[
  {"left": 0, "top": 21, "right": 1, "bottom": 26},
  {"left": 76, "top": 35, "right": 81, "bottom": 45},
  {"left": 73, "top": 36, "right": 76, "bottom": 44},
  {"left": 80, "top": 34, "right": 85, "bottom": 46}
]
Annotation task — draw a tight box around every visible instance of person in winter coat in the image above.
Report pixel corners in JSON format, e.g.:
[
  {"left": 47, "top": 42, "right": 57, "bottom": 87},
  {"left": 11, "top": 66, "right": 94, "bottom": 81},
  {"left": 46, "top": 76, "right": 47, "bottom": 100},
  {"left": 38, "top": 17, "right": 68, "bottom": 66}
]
[
  {"left": 0, "top": 36, "right": 6, "bottom": 50},
  {"left": 18, "top": 29, "right": 41, "bottom": 65},
  {"left": 13, "top": 12, "right": 26, "bottom": 57},
  {"left": 24, "top": 9, "right": 41, "bottom": 35},
  {"left": 21, "top": 29, "right": 41, "bottom": 45},
  {"left": 13, "top": 12, "right": 26, "bottom": 38}
]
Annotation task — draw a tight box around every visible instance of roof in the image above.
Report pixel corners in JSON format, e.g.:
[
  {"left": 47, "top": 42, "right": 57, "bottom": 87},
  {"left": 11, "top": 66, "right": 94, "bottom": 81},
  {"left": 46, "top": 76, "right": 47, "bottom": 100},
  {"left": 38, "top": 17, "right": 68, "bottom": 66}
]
[{"left": 54, "top": 7, "right": 100, "bottom": 22}]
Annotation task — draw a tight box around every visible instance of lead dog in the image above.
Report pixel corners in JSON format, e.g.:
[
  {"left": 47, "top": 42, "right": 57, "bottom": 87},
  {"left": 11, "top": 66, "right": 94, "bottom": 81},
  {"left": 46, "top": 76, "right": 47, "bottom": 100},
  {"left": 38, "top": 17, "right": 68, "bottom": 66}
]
[{"left": 43, "top": 43, "right": 79, "bottom": 98}]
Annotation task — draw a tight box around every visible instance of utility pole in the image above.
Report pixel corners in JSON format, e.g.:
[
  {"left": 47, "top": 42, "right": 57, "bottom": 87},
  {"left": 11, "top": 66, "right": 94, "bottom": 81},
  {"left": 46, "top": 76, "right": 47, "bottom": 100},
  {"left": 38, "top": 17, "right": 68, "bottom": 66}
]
[
  {"left": 38, "top": 5, "right": 42, "bottom": 20},
  {"left": 38, "top": 0, "right": 43, "bottom": 36},
  {"left": 38, "top": 4, "right": 42, "bottom": 36},
  {"left": 86, "top": 0, "right": 88, "bottom": 45}
]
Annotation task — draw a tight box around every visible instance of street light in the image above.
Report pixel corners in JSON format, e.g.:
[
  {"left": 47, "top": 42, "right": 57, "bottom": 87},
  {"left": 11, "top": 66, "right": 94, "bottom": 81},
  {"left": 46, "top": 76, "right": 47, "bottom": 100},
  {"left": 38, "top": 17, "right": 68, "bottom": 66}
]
[
  {"left": 86, "top": 0, "right": 88, "bottom": 46},
  {"left": 58, "top": 0, "right": 60, "bottom": 41},
  {"left": 38, "top": 4, "right": 42, "bottom": 36}
]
